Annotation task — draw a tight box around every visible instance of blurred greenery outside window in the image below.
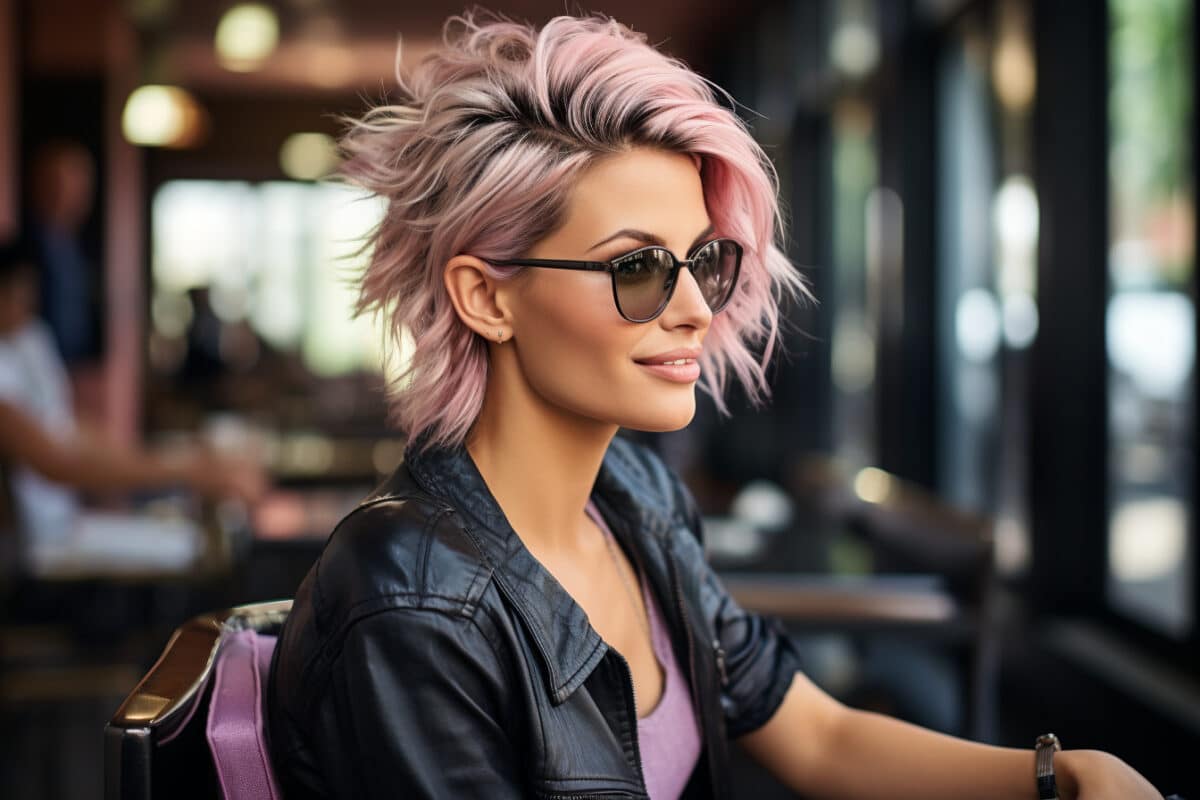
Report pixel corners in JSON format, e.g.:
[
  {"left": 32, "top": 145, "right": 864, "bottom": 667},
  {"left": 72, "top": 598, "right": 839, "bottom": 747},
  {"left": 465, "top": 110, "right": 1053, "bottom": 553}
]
[{"left": 1106, "top": 0, "right": 1195, "bottom": 636}]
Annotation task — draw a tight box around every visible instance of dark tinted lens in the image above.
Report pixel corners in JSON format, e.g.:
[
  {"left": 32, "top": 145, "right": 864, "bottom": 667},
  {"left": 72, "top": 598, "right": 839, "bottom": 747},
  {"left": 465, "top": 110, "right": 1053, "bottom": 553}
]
[
  {"left": 690, "top": 239, "right": 739, "bottom": 313},
  {"left": 612, "top": 247, "right": 676, "bottom": 321}
]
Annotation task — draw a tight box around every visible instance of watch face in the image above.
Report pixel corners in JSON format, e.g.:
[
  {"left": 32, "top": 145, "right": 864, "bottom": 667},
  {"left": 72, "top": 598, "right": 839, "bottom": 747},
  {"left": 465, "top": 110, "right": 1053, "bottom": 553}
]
[{"left": 1036, "top": 733, "right": 1061, "bottom": 750}]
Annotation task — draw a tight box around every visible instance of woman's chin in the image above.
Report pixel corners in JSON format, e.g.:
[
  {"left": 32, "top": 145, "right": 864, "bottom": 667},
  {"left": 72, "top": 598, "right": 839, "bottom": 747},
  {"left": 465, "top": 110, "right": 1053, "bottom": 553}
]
[{"left": 620, "top": 402, "right": 697, "bottom": 433}]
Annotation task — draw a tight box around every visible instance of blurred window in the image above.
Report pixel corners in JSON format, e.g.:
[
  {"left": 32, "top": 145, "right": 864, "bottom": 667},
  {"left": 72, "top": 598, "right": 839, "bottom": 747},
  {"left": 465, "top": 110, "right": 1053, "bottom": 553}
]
[
  {"left": 150, "top": 179, "right": 386, "bottom": 379},
  {"left": 1105, "top": 0, "right": 1195, "bottom": 636},
  {"left": 830, "top": 95, "right": 879, "bottom": 469}
]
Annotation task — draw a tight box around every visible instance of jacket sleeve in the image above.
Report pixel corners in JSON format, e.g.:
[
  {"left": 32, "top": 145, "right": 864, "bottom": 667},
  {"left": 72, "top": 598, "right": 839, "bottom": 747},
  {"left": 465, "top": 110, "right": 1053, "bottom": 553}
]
[
  {"left": 674, "top": 472, "right": 805, "bottom": 739},
  {"left": 311, "top": 605, "right": 526, "bottom": 798}
]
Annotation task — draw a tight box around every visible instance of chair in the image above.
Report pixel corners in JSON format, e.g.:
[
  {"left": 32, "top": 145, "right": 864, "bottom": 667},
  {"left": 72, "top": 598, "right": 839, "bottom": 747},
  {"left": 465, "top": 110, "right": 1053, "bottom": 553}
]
[
  {"left": 780, "top": 455, "right": 999, "bottom": 741},
  {"left": 104, "top": 599, "right": 291, "bottom": 800}
]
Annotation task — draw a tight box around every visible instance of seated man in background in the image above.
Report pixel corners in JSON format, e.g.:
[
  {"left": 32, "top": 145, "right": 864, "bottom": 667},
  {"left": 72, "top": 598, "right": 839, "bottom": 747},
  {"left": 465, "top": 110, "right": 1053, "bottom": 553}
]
[{"left": 0, "top": 237, "right": 267, "bottom": 574}]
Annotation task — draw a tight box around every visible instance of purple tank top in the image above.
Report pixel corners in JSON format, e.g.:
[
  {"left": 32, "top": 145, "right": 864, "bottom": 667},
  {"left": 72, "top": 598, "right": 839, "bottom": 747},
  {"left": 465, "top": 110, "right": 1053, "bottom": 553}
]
[{"left": 585, "top": 499, "right": 703, "bottom": 799}]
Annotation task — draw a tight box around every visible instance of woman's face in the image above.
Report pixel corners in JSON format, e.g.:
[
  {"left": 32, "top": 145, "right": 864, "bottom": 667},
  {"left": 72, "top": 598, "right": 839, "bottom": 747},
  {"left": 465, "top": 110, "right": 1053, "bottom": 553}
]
[{"left": 503, "top": 146, "right": 715, "bottom": 433}]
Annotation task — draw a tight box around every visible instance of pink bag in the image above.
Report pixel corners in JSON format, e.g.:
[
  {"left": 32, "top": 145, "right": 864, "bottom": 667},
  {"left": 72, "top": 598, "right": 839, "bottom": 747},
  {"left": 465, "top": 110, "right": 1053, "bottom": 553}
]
[{"left": 205, "top": 629, "right": 282, "bottom": 800}]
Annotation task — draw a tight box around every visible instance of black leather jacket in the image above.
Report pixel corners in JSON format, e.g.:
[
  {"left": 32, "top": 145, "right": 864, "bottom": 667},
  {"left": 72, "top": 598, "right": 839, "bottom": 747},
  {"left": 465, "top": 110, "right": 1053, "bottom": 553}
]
[{"left": 266, "top": 432, "right": 802, "bottom": 798}]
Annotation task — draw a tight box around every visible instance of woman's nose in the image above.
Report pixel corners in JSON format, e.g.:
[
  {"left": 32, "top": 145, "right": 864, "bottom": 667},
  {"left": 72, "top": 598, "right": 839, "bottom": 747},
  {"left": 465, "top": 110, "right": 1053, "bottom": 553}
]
[{"left": 660, "top": 265, "right": 713, "bottom": 328}]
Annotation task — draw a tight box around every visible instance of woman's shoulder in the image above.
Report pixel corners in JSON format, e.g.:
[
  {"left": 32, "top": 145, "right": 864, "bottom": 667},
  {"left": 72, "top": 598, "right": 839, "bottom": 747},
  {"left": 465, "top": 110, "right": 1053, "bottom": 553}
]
[{"left": 306, "top": 487, "right": 495, "bottom": 636}]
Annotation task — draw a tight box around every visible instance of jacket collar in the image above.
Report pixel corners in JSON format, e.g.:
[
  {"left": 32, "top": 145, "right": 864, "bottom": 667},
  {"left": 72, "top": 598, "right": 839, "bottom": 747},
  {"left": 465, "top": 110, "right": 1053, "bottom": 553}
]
[{"left": 398, "top": 431, "right": 678, "bottom": 705}]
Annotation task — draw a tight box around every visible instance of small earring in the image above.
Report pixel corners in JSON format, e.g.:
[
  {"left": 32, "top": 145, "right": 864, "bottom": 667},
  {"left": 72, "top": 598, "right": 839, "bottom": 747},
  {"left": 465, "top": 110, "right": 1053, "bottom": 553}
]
[{"left": 496, "top": 329, "right": 505, "bottom": 342}]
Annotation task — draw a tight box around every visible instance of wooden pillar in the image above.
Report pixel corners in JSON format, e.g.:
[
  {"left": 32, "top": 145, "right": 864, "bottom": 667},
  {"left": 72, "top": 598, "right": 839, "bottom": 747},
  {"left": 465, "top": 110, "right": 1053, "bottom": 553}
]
[
  {"left": 0, "top": 0, "right": 16, "bottom": 239},
  {"left": 102, "top": 6, "right": 143, "bottom": 446}
]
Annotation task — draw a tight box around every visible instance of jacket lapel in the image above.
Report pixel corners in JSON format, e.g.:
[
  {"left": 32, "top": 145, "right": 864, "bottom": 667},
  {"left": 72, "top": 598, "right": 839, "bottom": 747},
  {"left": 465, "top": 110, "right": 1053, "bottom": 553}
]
[{"left": 401, "top": 435, "right": 680, "bottom": 705}]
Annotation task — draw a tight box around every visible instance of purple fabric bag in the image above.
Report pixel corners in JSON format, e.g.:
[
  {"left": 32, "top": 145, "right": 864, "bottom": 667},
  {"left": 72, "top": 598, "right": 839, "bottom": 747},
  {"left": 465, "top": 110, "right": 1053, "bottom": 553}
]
[{"left": 205, "top": 628, "right": 282, "bottom": 800}]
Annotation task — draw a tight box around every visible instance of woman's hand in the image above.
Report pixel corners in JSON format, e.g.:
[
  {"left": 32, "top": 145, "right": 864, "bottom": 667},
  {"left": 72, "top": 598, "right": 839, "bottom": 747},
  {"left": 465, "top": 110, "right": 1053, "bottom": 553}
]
[
  {"left": 1057, "top": 749, "right": 1164, "bottom": 800},
  {"left": 180, "top": 447, "right": 270, "bottom": 505}
]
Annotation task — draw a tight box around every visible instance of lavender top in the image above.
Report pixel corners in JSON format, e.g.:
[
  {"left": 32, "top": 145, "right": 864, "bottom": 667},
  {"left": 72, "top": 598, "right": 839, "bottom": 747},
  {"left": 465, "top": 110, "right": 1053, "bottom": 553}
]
[{"left": 586, "top": 499, "right": 703, "bottom": 799}]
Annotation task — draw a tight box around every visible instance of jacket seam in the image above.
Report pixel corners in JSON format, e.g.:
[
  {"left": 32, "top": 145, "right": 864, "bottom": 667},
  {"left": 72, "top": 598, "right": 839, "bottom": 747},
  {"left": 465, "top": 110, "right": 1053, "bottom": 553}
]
[
  {"left": 468, "top": 600, "right": 522, "bottom": 738},
  {"left": 301, "top": 505, "right": 461, "bottom": 698},
  {"left": 307, "top": 600, "right": 508, "bottom": 730},
  {"left": 309, "top": 491, "right": 442, "bottom": 627}
]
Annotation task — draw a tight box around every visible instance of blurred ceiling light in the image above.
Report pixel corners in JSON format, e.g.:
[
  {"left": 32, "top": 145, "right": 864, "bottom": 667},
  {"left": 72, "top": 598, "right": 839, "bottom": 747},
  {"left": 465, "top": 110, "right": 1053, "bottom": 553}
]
[
  {"left": 215, "top": 3, "right": 280, "bottom": 72},
  {"left": 830, "top": 22, "right": 880, "bottom": 78},
  {"left": 992, "top": 36, "right": 1035, "bottom": 111},
  {"left": 991, "top": 0, "right": 1036, "bottom": 111},
  {"left": 121, "top": 85, "right": 208, "bottom": 148},
  {"left": 853, "top": 467, "right": 892, "bottom": 504},
  {"left": 279, "top": 132, "right": 339, "bottom": 180}
]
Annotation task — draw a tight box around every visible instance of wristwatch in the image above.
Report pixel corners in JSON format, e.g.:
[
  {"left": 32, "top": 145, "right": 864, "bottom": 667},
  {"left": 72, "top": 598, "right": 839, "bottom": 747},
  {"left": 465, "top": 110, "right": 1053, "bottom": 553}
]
[{"left": 1035, "top": 733, "right": 1062, "bottom": 799}]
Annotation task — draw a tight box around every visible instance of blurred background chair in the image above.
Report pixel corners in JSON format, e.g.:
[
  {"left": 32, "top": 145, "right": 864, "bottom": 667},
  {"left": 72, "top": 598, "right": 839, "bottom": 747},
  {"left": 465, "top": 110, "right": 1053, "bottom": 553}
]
[
  {"left": 705, "top": 453, "right": 997, "bottom": 741},
  {"left": 103, "top": 599, "right": 290, "bottom": 800}
]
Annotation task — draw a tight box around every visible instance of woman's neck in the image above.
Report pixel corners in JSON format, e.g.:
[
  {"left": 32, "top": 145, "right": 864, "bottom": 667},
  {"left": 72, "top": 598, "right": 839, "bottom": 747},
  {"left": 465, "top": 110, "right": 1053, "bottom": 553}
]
[{"left": 465, "top": 355, "right": 619, "bottom": 555}]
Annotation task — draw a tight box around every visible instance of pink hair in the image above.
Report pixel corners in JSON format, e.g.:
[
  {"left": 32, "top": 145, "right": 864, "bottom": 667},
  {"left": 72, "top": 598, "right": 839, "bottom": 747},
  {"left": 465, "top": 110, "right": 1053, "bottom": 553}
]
[{"left": 339, "top": 6, "right": 813, "bottom": 454}]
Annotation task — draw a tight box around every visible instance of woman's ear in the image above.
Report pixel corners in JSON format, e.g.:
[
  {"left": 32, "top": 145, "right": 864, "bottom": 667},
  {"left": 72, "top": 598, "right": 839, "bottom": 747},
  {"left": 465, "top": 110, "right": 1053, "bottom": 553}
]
[{"left": 443, "top": 255, "right": 513, "bottom": 340}]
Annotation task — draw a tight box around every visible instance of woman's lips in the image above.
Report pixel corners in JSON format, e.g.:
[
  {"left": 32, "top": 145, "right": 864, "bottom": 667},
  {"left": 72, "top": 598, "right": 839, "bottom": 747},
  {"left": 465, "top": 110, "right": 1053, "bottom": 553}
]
[{"left": 635, "top": 360, "right": 701, "bottom": 382}]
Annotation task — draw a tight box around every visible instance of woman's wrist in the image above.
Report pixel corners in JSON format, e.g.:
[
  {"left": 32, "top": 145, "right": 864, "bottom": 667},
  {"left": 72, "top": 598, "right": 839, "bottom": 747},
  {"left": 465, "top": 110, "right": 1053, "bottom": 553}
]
[
  {"left": 1053, "top": 749, "right": 1085, "bottom": 799},
  {"left": 1055, "top": 749, "right": 1119, "bottom": 800}
]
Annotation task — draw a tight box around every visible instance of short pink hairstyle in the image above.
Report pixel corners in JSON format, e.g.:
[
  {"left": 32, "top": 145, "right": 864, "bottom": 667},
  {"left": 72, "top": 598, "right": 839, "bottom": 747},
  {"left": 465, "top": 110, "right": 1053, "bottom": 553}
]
[{"left": 340, "top": 6, "right": 813, "bottom": 454}]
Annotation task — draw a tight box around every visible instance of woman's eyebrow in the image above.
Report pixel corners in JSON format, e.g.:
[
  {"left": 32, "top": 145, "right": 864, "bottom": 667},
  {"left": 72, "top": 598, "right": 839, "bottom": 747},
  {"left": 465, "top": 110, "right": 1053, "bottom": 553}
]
[{"left": 587, "top": 222, "right": 716, "bottom": 253}]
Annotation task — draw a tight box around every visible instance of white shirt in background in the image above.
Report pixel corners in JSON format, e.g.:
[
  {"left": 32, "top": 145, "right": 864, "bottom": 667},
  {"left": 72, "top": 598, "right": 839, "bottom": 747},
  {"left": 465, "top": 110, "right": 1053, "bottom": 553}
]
[{"left": 0, "top": 319, "right": 202, "bottom": 574}]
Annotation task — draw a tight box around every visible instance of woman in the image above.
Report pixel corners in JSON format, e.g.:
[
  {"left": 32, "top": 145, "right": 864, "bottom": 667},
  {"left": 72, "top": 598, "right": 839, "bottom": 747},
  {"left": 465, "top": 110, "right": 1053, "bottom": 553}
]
[{"left": 265, "top": 9, "right": 1162, "bottom": 799}]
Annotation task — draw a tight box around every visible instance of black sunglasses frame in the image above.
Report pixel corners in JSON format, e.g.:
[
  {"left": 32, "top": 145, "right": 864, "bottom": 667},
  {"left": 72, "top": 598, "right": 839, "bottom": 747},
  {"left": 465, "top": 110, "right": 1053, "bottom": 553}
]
[{"left": 482, "top": 237, "right": 744, "bottom": 323}]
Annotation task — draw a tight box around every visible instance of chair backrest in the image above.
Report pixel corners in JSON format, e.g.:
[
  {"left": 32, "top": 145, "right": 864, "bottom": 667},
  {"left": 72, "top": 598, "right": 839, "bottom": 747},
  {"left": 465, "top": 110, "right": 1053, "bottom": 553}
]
[{"left": 104, "top": 600, "right": 292, "bottom": 800}]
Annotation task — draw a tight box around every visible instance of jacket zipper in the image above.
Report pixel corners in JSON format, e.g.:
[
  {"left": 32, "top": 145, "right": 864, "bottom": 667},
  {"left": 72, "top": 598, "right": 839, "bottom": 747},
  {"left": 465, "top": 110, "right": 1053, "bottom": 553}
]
[
  {"left": 610, "top": 649, "right": 647, "bottom": 792},
  {"left": 712, "top": 638, "right": 729, "bottom": 687},
  {"left": 599, "top": 511, "right": 650, "bottom": 796}
]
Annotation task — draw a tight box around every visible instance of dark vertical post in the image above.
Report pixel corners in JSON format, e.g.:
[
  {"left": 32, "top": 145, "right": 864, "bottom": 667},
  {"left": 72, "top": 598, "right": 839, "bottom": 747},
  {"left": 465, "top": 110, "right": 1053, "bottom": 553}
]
[
  {"left": 1029, "top": 0, "right": 1110, "bottom": 612},
  {"left": 786, "top": 106, "right": 833, "bottom": 456},
  {"left": 875, "top": 0, "right": 938, "bottom": 490}
]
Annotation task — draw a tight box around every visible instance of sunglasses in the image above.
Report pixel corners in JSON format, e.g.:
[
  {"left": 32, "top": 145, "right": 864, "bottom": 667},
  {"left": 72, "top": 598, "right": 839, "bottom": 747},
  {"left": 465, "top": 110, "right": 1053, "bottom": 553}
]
[{"left": 482, "top": 237, "right": 744, "bottom": 323}]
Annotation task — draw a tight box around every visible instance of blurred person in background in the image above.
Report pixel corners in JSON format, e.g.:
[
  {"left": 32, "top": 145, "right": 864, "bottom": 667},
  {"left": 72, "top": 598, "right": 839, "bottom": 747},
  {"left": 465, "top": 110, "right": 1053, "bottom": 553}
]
[
  {"left": 0, "top": 237, "right": 267, "bottom": 571},
  {"left": 265, "top": 9, "right": 1163, "bottom": 800},
  {"left": 26, "top": 138, "right": 100, "bottom": 365}
]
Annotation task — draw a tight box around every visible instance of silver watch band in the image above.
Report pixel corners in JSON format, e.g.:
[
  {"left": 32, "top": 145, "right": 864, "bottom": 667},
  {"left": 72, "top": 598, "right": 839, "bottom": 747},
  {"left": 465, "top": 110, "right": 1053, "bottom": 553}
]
[{"left": 1035, "top": 733, "right": 1062, "bottom": 800}]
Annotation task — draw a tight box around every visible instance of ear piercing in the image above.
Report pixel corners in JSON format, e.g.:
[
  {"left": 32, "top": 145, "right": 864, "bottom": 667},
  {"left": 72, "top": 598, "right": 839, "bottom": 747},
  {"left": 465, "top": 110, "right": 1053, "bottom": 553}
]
[{"left": 496, "top": 329, "right": 505, "bottom": 342}]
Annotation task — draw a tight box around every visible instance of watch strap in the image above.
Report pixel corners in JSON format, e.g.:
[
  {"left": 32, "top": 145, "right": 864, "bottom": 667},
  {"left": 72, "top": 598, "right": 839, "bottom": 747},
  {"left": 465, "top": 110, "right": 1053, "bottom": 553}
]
[{"left": 1035, "top": 733, "right": 1062, "bottom": 800}]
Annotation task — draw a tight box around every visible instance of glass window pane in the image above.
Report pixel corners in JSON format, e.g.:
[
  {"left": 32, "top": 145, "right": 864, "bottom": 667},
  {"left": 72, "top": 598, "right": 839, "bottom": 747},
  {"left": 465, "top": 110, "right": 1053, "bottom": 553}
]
[
  {"left": 150, "top": 179, "right": 387, "bottom": 380},
  {"left": 1106, "top": 0, "right": 1195, "bottom": 636}
]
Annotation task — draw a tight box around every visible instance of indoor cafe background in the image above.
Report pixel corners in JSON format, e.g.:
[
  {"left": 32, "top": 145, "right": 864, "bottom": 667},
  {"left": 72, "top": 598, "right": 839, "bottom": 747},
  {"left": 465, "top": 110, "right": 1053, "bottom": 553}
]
[{"left": 0, "top": 0, "right": 1196, "bottom": 797}]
